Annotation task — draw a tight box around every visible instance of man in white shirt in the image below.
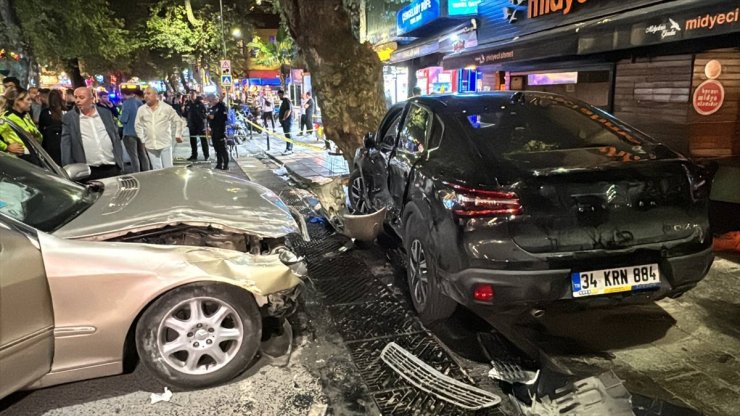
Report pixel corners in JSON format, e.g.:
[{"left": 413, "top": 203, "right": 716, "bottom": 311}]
[
  {"left": 61, "top": 87, "right": 123, "bottom": 180},
  {"left": 135, "top": 87, "right": 183, "bottom": 170}
]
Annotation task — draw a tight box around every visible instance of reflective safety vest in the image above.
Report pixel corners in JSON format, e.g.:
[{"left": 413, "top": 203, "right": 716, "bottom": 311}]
[{"left": 0, "top": 111, "right": 42, "bottom": 153}]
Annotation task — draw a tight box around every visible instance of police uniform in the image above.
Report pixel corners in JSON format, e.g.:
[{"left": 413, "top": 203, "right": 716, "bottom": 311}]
[{"left": 0, "top": 110, "right": 43, "bottom": 157}]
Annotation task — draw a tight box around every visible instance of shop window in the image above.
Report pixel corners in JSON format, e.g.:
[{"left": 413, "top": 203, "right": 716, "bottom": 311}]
[{"left": 398, "top": 104, "right": 431, "bottom": 154}]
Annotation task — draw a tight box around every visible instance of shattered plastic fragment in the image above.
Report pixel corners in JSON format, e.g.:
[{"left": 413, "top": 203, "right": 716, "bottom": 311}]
[
  {"left": 518, "top": 371, "right": 633, "bottom": 416},
  {"left": 380, "top": 342, "right": 502, "bottom": 410},
  {"left": 150, "top": 387, "right": 172, "bottom": 404},
  {"left": 488, "top": 359, "right": 540, "bottom": 385}
]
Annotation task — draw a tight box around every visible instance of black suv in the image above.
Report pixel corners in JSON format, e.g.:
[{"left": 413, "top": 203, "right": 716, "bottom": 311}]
[{"left": 350, "top": 92, "right": 714, "bottom": 323}]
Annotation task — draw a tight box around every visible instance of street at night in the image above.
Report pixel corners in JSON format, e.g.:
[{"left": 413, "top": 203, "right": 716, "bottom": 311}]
[{"left": 1, "top": 1, "right": 739, "bottom": 415}]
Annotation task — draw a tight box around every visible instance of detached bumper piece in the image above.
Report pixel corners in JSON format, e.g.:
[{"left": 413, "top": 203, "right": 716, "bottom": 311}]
[
  {"left": 518, "top": 371, "right": 633, "bottom": 416},
  {"left": 380, "top": 342, "right": 502, "bottom": 411}
]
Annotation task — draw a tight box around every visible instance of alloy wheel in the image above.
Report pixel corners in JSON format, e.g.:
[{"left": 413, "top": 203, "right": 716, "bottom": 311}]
[
  {"left": 350, "top": 175, "right": 368, "bottom": 214},
  {"left": 409, "top": 239, "right": 429, "bottom": 308},
  {"left": 156, "top": 297, "right": 244, "bottom": 375}
]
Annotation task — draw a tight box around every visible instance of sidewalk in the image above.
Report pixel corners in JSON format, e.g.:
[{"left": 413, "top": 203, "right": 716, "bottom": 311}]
[
  {"left": 170, "top": 125, "right": 348, "bottom": 184},
  {"left": 234, "top": 124, "right": 350, "bottom": 184}
]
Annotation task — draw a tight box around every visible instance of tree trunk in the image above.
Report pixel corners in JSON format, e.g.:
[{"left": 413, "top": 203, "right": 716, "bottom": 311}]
[
  {"left": 278, "top": 0, "right": 386, "bottom": 166},
  {"left": 65, "top": 58, "right": 86, "bottom": 88}
]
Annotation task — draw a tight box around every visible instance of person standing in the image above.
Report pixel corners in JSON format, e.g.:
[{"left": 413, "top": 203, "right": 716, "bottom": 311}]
[
  {"left": 29, "top": 87, "right": 42, "bottom": 124},
  {"left": 259, "top": 92, "right": 275, "bottom": 131},
  {"left": 187, "top": 95, "right": 209, "bottom": 161},
  {"left": 97, "top": 91, "right": 120, "bottom": 120},
  {"left": 38, "top": 89, "right": 65, "bottom": 165},
  {"left": 61, "top": 87, "right": 123, "bottom": 180},
  {"left": 64, "top": 88, "right": 76, "bottom": 111},
  {"left": 207, "top": 94, "right": 229, "bottom": 170},
  {"left": 302, "top": 91, "right": 315, "bottom": 136},
  {"left": 0, "top": 88, "right": 42, "bottom": 162},
  {"left": 135, "top": 87, "right": 182, "bottom": 170},
  {"left": 2, "top": 77, "right": 20, "bottom": 92},
  {"left": 119, "top": 89, "right": 149, "bottom": 172},
  {"left": 277, "top": 89, "right": 293, "bottom": 154}
]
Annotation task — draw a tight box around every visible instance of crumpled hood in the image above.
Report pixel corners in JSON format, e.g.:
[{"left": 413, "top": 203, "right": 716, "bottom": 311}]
[{"left": 54, "top": 166, "right": 299, "bottom": 240}]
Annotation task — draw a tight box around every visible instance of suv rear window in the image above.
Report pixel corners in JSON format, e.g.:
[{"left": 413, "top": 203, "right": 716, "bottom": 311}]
[{"left": 461, "top": 94, "right": 653, "bottom": 158}]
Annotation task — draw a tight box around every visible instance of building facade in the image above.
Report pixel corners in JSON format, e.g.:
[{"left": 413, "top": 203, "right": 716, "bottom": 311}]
[{"left": 365, "top": 0, "right": 740, "bottom": 157}]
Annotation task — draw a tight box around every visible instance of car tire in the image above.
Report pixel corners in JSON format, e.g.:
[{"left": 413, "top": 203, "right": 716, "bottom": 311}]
[
  {"left": 405, "top": 214, "right": 457, "bottom": 324},
  {"left": 135, "top": 283, "right": 261, "bottom": 389},
  {"left": 348, "top": 170, "right": 369, "bottom": 214}
]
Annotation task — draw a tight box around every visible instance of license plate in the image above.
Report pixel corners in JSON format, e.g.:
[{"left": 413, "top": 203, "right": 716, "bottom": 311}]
[{"left": 571, "top": 263, "right": 661, "bottom": 298}]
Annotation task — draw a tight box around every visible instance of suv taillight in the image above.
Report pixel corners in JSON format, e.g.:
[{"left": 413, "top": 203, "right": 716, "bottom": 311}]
[{"left": 442, "top": 182, "right": 522, "bottom": 217}]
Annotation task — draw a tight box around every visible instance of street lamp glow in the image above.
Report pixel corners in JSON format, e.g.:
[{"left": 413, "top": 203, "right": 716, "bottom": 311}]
[{"left": 232, "top": 28, "right": 242, "bottom": 39}]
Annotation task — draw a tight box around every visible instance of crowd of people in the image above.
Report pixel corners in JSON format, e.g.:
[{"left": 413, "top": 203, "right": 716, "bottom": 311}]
[{"left": 0, "top": 76, "right": 233, "bottom": 179}]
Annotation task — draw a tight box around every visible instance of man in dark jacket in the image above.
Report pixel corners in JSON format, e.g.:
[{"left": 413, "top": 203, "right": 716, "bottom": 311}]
[
  {"left": 187, "top": 95, "right": 209, "bottom": 161},
  {"left": 119, "top": 89, "right": 149, "bottom": 172},
  {"left": 61, "top": 87, "right": 124, "bottom": 180},
  {"left": 277, "top": 89, "right": 293, "bottom": 154},
  {"left": 207, "top": 94, "right": 228, "bottom": 170}
]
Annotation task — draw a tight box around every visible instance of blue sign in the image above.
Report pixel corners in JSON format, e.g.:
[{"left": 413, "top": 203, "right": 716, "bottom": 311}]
[
  {"left": 448, "top": 0, "right": 481, "bottom": 16},
  {"left": 397, "top": 0, "right": 440, "bottom": 35}
]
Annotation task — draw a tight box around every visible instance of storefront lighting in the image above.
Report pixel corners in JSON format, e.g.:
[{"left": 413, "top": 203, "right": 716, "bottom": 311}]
[{"left": 465, "top": 65, "right": 477, "bottom": 70}]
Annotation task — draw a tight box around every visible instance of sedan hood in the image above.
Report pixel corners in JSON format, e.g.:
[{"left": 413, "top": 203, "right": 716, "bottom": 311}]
[{"left": 55, "top": 166, "right": 299, "bottom": 240}]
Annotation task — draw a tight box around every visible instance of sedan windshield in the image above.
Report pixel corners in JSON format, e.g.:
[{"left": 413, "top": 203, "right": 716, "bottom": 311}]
[{"left": 0, "top": 154, "right": 98, "bottom": 232}]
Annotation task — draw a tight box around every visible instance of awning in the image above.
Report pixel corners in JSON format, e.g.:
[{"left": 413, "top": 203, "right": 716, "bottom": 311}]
[
  {"left": 247, "top": 69, "right": 280, "bottom": 79},
  {"left": 444, "top": 0, "right": 740, "bottom": 70}
]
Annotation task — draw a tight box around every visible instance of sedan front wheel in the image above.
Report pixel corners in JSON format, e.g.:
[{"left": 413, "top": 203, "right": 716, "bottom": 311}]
[{"left": 136, "top": 283, "right": 261, "bottom": 389}]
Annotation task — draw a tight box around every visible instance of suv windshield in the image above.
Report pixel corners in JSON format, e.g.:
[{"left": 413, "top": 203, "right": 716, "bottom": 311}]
[
  {"left": 0, "top": 153, "right": 97, "bottom": 232},
  {"left": 459, "top": 93, "right": 657, "bottom": 161}
]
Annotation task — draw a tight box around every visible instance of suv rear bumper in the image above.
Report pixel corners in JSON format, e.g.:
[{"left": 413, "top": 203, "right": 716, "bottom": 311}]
[{"left": 440, "top": 246, "right": 714, "bottom": 309}]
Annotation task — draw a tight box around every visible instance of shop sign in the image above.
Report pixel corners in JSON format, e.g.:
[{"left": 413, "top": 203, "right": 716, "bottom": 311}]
[
  {"left": 528, "top": 0, "right": 590, "bottom": 19},
  {"left": 473, "top": 50, "right": 515, "bottom": 65},
  {"left": 693, "top": 80, "right": 724, "bottom": 116},
  {"left": 397, "top": 0, "right": 440, "bottom": 35},
  {"left": 448, "top": 0, "right": 481, "bottom": 16},
  {"left": 644, "top": 18, "right": 682, "bottom": 39}
]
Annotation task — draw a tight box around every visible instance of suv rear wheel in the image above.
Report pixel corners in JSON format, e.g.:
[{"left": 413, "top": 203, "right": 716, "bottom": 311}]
[{"left": 404, "top": 215, "right": 457, "bottom": 324}]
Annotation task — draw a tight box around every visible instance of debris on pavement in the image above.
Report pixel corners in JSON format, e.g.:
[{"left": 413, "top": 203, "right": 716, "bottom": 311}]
[
  {"left": 310, "top": 177, "right": 387, "bottom": 241},
  {"left": 273, "top": 165, "right": 289, "bottom": 177},
  {"left": 488, "top": 359, "right": 540, "bottom": 386},
  {"left": 380, "top": 342, "right": 502, "bottom": 410},
  {"left": 515, "top": 371, "right": 633, "bottom": 416},
  {"left": 149, "top": 387, "right": 172, "bottom": 404}
]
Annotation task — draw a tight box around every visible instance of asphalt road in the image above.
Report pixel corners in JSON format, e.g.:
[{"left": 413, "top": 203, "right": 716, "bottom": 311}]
[{"left": 2, "top": 151, "right": 738, "bottom": 416}]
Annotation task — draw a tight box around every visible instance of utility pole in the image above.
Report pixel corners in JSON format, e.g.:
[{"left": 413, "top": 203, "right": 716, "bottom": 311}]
[{"left": 219, "top": 0, "right": 230, "bottom": 107}]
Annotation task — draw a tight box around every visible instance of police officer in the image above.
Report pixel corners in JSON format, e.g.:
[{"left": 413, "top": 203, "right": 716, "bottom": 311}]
[
  {"left": 0, "top": 88, "right": 43, "bottom": 162},
  {"left": 207, "top": 94, "right": 229, "bottom": 170}
]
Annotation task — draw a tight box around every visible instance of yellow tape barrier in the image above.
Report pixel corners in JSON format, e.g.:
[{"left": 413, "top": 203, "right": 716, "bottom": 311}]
[{"left": 243, "top": 118, "right": 326, "bottom": 151}]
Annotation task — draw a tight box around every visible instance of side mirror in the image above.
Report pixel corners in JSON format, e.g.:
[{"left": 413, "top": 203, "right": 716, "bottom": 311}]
[
  {"left": 63, "top": 163, "right": 91, "bottom": 181},
  {"left": 364, "top": 132, "right": 376, "bottom": 149}
]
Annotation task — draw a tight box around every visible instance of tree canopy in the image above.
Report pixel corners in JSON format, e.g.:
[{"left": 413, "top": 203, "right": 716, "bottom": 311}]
[{"left": 11, "top": 0, "right": 269, "bottom": 87}]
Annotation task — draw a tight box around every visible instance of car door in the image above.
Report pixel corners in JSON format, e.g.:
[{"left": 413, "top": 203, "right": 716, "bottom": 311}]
[
  {"left": 387, "top": 103, "right": 433, "bottom": 229},
  {"left": 0, "top": 215, "right": 54, "bottom": 399}
]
